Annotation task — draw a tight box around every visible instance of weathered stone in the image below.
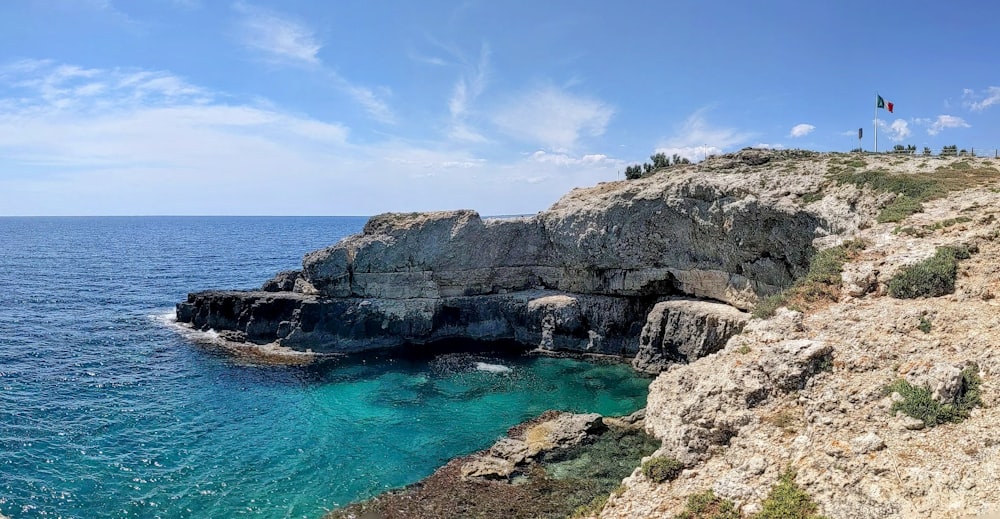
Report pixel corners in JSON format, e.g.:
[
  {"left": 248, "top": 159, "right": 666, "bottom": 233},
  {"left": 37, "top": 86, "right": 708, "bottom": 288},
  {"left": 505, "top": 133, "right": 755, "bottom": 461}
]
[
  {"left": 851, "top": 432, "right": 886, "bottom": 454},
  {"left": 632, "top": 298, "right": 749, "bottom": 373},
  {"left": 261, "top": 270, "right": 301, "bottom": 292},
  {"left": 902, "top": 362, "right": 965, "bottom": 404},
  {"left": 841, "top": 261, "right": 878, "bottom": 297}
]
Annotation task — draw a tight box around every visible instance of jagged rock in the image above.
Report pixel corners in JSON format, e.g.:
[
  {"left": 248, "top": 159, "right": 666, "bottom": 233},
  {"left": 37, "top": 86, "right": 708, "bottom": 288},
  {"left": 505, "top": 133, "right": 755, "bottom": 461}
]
[
  {"left": 841, "top": 261, "right": 878, "bottom": 297},
  {"left": 632, "top": 298, "right": 749, "bottom": 373},
  {"left": 460, "top": 412, "right": 605, "bottom": 481},
  {"left": 523, "top": 412, "right": 605, "bottom": 456},
  {"left": 645, "top": 338, "right": 832, "bottom": 465},
  {"left": 177, "top": 150, "right": 882, "bottom": 359},
  {"left": 176, "top": 289, "right": 649, "bottom": 355},
  {"left": 261, "top": 270, "right": 301, "bottom": 292},
  {"left": 605, "top": 408, "right": 646, "bottom": 430}
]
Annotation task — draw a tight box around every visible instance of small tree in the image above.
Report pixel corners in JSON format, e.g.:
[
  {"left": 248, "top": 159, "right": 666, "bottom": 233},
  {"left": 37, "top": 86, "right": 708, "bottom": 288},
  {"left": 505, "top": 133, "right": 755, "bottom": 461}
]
[
  {"left": 624, "top": 164, "right": 643, "bottom": 180},
  {"left": 650, "top": 152, "right": 670, "bottom": 169},
  {"left": 923, "top": 146, "right": 931, "bottom": 155}
]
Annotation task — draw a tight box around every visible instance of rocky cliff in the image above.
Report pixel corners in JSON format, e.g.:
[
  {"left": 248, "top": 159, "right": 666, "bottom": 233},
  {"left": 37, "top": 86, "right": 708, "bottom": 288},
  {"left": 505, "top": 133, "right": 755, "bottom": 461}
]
[
  {"left": 178, "top": 149, "right": 1000, "bottom": 517},
  {"left": 176, "top": 149, "right": 875, "bottom": 369}
]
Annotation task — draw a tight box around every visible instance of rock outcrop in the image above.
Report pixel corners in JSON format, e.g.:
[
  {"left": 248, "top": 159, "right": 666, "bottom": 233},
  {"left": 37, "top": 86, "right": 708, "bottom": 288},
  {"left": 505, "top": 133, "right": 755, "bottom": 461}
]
[
  {"left": 631, "top": 298, "right": 749, "bottom": 373},
  {"left": 177, "top": 149, "right": 874, "bottom": 366}
]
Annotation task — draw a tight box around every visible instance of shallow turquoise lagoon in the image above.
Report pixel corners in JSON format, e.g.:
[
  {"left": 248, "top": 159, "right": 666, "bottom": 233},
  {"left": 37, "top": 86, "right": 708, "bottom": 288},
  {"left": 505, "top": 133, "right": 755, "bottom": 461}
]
[{"left": 0, "top": 217, "right": 650, "bottom": 518}]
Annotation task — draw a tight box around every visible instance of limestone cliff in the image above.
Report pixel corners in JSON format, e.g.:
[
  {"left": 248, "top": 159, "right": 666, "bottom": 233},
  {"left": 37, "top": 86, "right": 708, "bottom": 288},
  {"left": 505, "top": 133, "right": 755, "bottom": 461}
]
[
  {"left": 598, "top": 156, "right": 1000, "bottom": 519},
  {"left": 176, "top": 149, "right": 874, "bottom": 366},
  {"left": 178, "top": 150, "right": 1000, "bottom": 518}
]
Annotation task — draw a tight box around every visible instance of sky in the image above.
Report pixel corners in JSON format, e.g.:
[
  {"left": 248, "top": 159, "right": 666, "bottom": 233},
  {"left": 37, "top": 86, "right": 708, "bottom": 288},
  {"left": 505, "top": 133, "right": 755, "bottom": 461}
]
[{"left": 1, "top": 1, "right": 998, "bottom": 216}]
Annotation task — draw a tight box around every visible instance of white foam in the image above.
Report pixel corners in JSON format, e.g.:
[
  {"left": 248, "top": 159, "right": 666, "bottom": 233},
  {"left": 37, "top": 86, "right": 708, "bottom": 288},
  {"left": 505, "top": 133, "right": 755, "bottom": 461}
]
[
  {"left": 148, "top": 308, "right": 224, "bottom": 345},
  {"left": 474, "top": 362, "right": 512, "bottom": 374}
]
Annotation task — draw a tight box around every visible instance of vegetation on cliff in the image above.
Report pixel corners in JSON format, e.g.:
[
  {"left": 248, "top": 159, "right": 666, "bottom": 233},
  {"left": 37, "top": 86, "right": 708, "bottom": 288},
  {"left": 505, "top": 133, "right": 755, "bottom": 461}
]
[
  {"left": 887, "top": 245, "right": 971, "bottom": 299},
  {"left": 885, "top": 363, "right": 983, "bottom": 427},
  {"left": 828, "top": 157, "right": 1000, "bottom": 223},
  {"left": 752, "top": 239, "right": 867, "bottom": 318}
]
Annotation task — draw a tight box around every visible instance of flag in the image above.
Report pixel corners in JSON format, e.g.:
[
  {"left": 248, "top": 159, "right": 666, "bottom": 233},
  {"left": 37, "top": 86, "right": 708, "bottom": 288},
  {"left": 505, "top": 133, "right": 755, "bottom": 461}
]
[{"left": 877, "top": 95, "right": 894, "bottom": 113}]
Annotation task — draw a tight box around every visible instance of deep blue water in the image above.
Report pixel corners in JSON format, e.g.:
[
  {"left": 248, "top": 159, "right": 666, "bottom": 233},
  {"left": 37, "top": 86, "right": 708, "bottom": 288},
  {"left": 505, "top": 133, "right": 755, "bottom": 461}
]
[{"left": 0, "top": 217, "right": 650, "bottom": 519}]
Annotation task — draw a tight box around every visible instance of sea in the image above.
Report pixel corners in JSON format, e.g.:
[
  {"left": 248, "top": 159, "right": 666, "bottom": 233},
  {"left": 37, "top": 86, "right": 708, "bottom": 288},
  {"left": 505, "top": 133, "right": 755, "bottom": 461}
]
[{"left": 0, "top": 217, "right": 651, "bottom": 519}]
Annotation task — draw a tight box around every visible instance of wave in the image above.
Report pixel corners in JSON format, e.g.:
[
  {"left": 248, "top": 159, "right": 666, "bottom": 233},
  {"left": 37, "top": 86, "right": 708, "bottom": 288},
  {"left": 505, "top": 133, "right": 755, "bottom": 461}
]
[
  {"left": 148, "top": 308, "right": 224, "bottom": 345},
  {"left": 474, "top": 362, "right": 512, "bottom": 374}
]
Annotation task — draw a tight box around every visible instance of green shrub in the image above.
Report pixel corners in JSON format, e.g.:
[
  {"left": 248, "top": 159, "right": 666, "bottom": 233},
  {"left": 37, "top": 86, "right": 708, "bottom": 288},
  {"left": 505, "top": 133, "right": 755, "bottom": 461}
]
[
  {"left": 756, "top": 470, "right": 827, "bottom": 519},
  {"left": 877, "top": 194, "right": 923, "bottom": 223},
  {"left": 569, "top": 492, "right": 610, "bottom": 518},
  {"left": 641, "top": 456, "right": 684, "bottom": 483},
  {"left": 751, "top": 240, "right": 867, "bottom": 319},
  {"left": 887, "top": 246, "right": 969, "bottom": 299},
  {"left": 918, "top": 316, "right": 932, "bottom": 333},
  {"left": 676, "top": 490, "right": 741, "bottom": 519},
  {"left": 885, "top": 364, "right": 982, "bottom": 427}
]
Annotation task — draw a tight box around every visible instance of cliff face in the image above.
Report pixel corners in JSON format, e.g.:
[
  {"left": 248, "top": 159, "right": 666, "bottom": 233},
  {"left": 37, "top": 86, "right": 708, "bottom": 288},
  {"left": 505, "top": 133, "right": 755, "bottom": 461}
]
[
  {"left": 175, "top": 149, "right": 876, "bottom": 367},
  {"left": 599, "top": 158, "right": 1000, "bottom": 519}
]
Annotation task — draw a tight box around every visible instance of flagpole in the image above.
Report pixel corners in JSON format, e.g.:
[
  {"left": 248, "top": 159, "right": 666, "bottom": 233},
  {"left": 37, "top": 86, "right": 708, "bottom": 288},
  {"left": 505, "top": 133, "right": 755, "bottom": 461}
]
[{"left": 874, "top": 92, "right": 878, "bottom": 153}]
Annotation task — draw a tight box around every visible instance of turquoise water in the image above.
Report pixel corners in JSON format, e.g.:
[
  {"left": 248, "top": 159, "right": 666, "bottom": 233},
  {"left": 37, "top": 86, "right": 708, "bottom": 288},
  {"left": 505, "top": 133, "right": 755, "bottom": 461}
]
[{"left": 0, "top": 217, "right": 650, "bottom": 518}]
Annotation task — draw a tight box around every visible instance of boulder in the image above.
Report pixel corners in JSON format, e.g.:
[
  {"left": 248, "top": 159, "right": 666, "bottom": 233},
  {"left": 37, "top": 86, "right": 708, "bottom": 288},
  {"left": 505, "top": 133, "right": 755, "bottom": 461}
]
[{"left": 632, "top": 298, "right": 749, "bottom": 373}]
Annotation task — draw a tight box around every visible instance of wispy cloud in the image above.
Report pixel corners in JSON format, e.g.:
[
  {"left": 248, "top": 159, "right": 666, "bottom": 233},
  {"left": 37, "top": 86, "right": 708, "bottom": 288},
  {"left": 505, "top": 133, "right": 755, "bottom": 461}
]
[
  {"left": 963, "top": 87, "right": 1000, "bottom": 112},
  {"left": 655, "top": 109, "right": 753, "bottom": 161},
  {"left": 0, "top": 59, "right": 619, "bottom": 216},
  {"left": 927, "top": 114, "right": 970, "bottom": 135},
  {"left": 492, "top": 86, "right": 613, "bottom": 151},
  {"left": 789, "top": 123, "right": 815, "bottom": 138},
  {"left": 233, "top": 3, "right": 320, "bottom": 65},
  {"left": 448, "top": 43, "right": 490, "bottom": 142},
  {"left": 232, "top": 3, "right": 394, "bottom": 123},
  {"left": 528, "top": 150, "right": 618, "bottom": 167},
  {"left": 0, "top": 60, "right": 347, "bottom": 171}
]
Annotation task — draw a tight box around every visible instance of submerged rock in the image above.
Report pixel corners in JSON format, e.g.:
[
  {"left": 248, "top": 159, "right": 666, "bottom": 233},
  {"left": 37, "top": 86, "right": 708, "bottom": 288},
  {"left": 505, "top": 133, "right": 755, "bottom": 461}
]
[{"left": 328, "top": 410, "right": 658, "bottom": 519}]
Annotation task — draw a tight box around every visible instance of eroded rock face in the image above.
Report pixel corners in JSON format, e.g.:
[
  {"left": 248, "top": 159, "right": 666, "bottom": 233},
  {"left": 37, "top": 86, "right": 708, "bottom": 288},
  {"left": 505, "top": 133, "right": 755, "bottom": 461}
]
[
  {"left": 632, "top": 298, "right": 749, "bottom": 373},
  {"left": 177, "top": 150, "right": 864, "bottom": 363}
]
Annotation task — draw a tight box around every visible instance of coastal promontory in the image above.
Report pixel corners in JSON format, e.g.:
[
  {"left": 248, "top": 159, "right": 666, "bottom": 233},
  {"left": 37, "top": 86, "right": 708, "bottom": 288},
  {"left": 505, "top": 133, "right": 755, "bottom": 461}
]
[{"left": 177, "top": 149, "right": 1000, "bottom": 517}]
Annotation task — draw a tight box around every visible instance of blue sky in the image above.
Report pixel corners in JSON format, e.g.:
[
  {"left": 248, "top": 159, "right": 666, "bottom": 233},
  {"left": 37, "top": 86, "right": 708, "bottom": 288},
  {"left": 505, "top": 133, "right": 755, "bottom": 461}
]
[{"left": 1, "top": 0, "right": 998, "bottom": 216}]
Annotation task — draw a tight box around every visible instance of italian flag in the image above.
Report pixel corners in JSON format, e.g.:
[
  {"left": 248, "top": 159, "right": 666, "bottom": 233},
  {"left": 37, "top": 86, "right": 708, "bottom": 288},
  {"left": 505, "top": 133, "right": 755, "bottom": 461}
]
[{"left": 877, "top": 95, "right": 894, "bottom": 113}]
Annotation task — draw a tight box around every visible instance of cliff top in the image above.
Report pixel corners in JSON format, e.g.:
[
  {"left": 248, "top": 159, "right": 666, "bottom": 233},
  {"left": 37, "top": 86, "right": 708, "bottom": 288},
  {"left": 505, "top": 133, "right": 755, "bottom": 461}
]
[{"left": 596, "top": 153, "right": 1000, "bottom": 518}]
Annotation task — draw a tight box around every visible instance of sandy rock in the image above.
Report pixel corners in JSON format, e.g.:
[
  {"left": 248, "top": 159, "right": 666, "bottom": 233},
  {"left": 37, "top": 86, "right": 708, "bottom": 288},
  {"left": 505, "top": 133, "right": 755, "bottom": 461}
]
[
  {"left": 851, "top": 432, "right": 886, "bottom": 454},
  {"left": 842, "top": 261, "right": 878, "bottom": 297}
]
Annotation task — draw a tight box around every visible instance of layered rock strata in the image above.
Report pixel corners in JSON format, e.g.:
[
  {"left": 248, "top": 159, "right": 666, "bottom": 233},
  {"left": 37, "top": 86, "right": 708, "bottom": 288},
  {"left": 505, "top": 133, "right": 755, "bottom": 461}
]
[{"left": 176, "top": 150, "right": 868, "bottom": 366}]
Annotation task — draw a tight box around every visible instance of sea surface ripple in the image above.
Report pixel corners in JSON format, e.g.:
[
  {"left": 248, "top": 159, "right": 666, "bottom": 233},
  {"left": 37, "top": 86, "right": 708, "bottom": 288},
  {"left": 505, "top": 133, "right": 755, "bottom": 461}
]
[{"left": 0, "top": 217, "right": 649, "bottom": 518}]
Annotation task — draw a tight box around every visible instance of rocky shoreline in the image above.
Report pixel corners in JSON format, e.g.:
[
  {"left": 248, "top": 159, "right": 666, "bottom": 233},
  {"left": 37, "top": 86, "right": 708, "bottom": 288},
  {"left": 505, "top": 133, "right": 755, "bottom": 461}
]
[
  {"left": 176, "top": 149, "right": 1000, "bottom": 517},
  {"left": 325, "top": 410, "right": 657, "bottom": 519},
  {"left": 176, "top": 149, "right": 863, "bottom": 373}
]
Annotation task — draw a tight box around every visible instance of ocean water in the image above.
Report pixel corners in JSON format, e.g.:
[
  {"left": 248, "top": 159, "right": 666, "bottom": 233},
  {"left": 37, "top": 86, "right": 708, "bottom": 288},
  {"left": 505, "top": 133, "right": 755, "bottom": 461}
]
[{"left": 0, "top": 217, "right": 650, "bottom": 519}]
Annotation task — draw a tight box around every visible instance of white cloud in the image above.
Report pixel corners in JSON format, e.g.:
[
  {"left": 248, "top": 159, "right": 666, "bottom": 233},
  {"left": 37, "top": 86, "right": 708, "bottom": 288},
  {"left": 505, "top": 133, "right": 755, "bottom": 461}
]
[
  {"left": 927, "top": 114, "right": 970, "bottom": 135},
  {"left": 492, "top": 86, "right": 613, "bottom": 151},
  {"left": 963, "top": 86, "right": 1000, "bottom": 112},
  {"left": 234, "top": 3, "right": 320, "bottom": 65},
  {"left": 654, "top": 109, "right": 753, "bottom": 162},
  {"left": 875, "top": 119, "right": 910, "bottom": 141},
  {"left": 528, "top": 150, "right": 617, "bottom": 166},
  {"left": 0, "top": 59, "right": 622, "bottom": 216},
  {"left": 789, "top": 123, "right": 815, "bottom": 138}
]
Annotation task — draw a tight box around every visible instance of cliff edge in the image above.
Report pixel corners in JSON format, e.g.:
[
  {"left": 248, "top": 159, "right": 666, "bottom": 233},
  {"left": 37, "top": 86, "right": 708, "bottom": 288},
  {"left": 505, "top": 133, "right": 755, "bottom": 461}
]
[{"left": 176, "top": 149, "right": 877, "bottom": 371}]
